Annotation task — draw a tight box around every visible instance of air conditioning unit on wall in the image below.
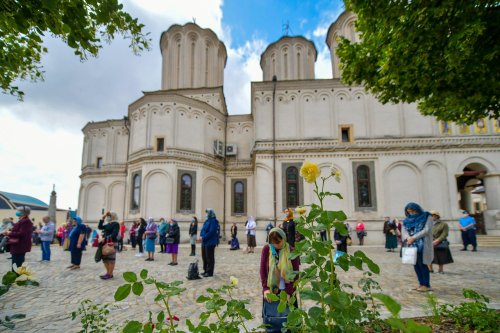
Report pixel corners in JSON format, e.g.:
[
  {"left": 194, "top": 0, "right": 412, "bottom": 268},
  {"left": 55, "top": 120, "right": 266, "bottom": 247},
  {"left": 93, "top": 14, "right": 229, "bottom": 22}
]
[
  {"left": 226, "top": 144, "right": 237, "bottom": 156},
  {"left": 213, "top": 140, "right": 224, "bottom": 157}
]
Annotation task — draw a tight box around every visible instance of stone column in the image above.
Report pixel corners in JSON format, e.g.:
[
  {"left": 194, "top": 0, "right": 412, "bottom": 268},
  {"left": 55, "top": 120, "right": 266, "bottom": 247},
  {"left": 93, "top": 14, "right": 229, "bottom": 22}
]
[
  {"left": 48, "top": 185, "right": 57, "bottom": 224},
  {"left": 482, "top": 172, "right": 500, "bottom": 235},
  {"left": 459, "top": 190, "right": 473, "bottom": 213}
]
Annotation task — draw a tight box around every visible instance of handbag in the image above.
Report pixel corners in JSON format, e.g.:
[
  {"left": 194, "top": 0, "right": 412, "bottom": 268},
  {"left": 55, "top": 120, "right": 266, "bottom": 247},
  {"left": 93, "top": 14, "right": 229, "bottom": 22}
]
[
  {"left": 401, "top": 246, "right": 417, "bottom": 265},
  {"left": 435, "top": 240, "right": 449, "bottom": 250},
  {"left": 7, "top": 237, "right": 19, "bottom": 245},
  {"left": 102, "top": 241, "right": 116, "bottom": 256},
  {"left": 165, "top": 237, "right": 175, "bottom": 244},
  {"left": 262, "top": 300, "right": 290, "bottom": 333},
  {"left": 346, "top": 238, "right": 352, "bottom": 246},
  {"left": 94, "top": 242, "right": 103, "bottom": 262}
]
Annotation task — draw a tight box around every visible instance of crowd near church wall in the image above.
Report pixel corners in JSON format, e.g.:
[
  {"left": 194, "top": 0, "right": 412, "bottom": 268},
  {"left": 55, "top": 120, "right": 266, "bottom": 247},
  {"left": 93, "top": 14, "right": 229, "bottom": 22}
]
[{"left": 78, "top": 12, "right": 500, "bottom": 245}]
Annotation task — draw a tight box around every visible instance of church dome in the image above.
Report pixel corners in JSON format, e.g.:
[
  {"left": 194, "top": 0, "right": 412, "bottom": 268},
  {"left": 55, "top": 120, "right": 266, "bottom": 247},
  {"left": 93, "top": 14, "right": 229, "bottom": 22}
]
[
  {"left": 260, "top": 36, "right": 317, "bottom": 81},
  {"left": 160, "top": 23, "right": 227, "bottom": 90},
  {"left": 326, "top": 11, "right": 359, "bottom": 79}
]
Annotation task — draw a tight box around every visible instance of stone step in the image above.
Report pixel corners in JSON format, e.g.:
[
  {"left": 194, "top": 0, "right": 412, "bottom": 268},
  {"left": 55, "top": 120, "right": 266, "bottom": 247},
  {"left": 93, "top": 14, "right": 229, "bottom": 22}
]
[{"left": 476, "top": 235, "right": 500, "bottom": 246}]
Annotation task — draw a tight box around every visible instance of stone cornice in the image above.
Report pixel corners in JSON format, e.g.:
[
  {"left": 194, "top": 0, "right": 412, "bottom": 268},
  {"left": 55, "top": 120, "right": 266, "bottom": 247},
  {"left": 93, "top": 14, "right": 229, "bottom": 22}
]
[
  {"left": 128, "top": 88, "right": 227, "bottom": 118},
  {"left": 251, "top": 78, "right": 363, "bottom": 93},
  {"left": 82, "top": 119, "right": 127, "bottom": 133},
  {"left": 127, "top": 148, "right": 224, "bottom": 172},
  {"left": 228, "top": 114, "right": 253, "bottom": 122},
  {"left": 80, "top": 166, "right": 127, "bottom": 178},
  {"left": 252, "top": 136, "right": 500, "bottom": 154}
]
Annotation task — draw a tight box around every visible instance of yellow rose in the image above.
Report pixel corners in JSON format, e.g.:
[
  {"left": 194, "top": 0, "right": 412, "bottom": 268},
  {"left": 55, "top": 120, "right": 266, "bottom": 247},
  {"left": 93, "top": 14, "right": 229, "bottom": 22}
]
[
  {"left": 300, "top": 162, "right": 321, "bottom": 183},
  {"left": 14, "top": 263, "right": 34, "bottom": 282},
  {"left": 330, "top": 165, "right": 341, "bottom": 182},
  {"left": 230, "top": 276, "right": 239, "bottom": 286},
  {"left": 296, "top": 207, "right": 307, "bottom": 216}
]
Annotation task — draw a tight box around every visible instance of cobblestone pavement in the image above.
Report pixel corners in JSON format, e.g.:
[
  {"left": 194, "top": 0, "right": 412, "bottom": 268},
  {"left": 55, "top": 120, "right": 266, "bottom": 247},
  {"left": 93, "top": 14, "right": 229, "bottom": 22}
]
[{"left": 1, "top": 244, "right": 499, "bottom": 332}]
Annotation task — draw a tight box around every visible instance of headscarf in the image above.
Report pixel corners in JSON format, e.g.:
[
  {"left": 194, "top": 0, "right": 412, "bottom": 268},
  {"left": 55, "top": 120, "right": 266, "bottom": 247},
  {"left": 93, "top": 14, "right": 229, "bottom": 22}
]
[
  {"left": 403, "top": 202, "right": 430, "bottom": 250},
  {"left": 69, "top": 216, "right": 83, "bottom": 238},
  {"left": 206, "top": 209, "right": 216, "bottom": 219},
  {"left": 267, "top": 228, "right": 295, "bottom": 290},
  {"left": 284, "top": 208, "right": 294, "bottom": 222}
]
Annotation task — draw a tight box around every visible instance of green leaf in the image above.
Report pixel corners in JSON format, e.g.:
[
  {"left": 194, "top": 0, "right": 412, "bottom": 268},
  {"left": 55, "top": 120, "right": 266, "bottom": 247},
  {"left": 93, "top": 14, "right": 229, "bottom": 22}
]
[
  {"left": 157, "top": 310, "right": 165, "bottom": 323},
  {"left": 301, "top": 289, "right": 322, "bottom": 302},
  {"left": 311, "top": 240, "right": 331, "bottom": 256},
  {"left": 0, "top": 285, "right": 10, "bottom": 297},
  {"left": 123, "top": 272, "right": 137, "bottom": 283},
  {"left": 406, "top": 319, "right": 432, "bottom": 332},
  {"left": 277, "top": 299, "right": 287, "bottom": 313},
  {"left": 6, "top": 314, "right": 25, "bottom": 320},
  {"left": 373, "top": 293, "right": 401, "bottom": 316},
  {"left": 114, "top": 284, "right": 131, "bottom": 301},
  {"left": 266, "top": 293, "right": 279, "bottom": 302},
  {"left": 140, "top": 269, "right": 148, "bottom": 279},
  {"left": 2, "top": 271, "right": 18, "bottom": 285},
  {"left": 143, "top": 323, "right": 153, "bottom": 333},
  {"left": 132, "top": 282, "right": 143, "bottom": 296},
  {"left": 154, "top": 294, "right": 167, "bottom": 302},
  {"left": 122, "top": 320, "right": 143, "bottom": 333},
  {"left": 196, "top": 295, "right": 211, "bottom": 303}
]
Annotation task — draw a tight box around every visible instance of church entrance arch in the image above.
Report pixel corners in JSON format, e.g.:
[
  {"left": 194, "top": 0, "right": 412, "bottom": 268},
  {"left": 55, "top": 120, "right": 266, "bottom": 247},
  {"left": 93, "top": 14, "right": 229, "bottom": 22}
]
[{"left": 456, "top": 163, "right": 487, "bottom": 234}]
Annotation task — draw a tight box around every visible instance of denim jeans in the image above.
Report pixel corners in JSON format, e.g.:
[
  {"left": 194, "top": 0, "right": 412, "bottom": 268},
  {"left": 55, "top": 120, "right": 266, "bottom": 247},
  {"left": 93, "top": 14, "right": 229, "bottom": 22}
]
[
  {"left": 414, "top": 250, "right": 430, "bottom": 288},
  {"left": 41, "top": 240, "right": 51, "bottom": 261}
]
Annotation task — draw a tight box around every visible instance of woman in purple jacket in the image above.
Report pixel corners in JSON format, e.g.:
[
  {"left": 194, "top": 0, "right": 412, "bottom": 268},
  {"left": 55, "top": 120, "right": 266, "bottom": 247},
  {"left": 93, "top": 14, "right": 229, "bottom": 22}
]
[{"left": 3, "top": 206, "right": 33, "bottom": 270}]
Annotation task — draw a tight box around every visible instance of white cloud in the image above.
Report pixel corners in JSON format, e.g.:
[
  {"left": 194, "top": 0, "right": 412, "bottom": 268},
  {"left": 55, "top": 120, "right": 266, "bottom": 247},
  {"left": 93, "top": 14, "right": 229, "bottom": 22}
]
[
  {"left": 313, "top": 25, "right": 328, "bottom": 38},
  {"left": 224, "top": 38, "right": 267, "bottom": 114},
  {"left": 0, "top": 110, "right": 82, "bottom": 209}
]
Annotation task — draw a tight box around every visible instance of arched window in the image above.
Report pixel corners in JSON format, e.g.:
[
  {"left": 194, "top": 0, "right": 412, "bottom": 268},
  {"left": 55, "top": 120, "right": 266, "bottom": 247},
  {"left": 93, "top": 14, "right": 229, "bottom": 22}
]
[
  {"left": 357, "top": 165, "right": 371, "bottom": 207},
  {"left": 234, "top": 181, "right": 245, "bottom": 214},
  {"left": 286, "top": 166, "right": 299, "bottom": 207},
  {"left": 180, "top": 174, "right": 192, "bottom": 210},
  {"left": 132, "top": 173, "right": 141, "bottom": 209}
]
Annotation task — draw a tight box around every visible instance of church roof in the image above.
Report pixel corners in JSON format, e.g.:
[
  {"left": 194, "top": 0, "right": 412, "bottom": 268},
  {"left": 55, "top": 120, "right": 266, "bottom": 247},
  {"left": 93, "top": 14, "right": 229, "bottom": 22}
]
[{"left": 0, "top": 191, "right": 48, "bottom": 208}]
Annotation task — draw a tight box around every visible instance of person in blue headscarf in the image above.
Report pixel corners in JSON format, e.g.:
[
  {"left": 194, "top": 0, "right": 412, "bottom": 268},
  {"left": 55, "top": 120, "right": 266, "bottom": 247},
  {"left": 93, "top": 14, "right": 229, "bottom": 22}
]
[
  {"left": 68, "top": 216, "right": 87, "bottom": 270},
  {"left": 402, "top": 202, "right": 434, "bottom": 292},
  {"left": 199, "top": 208, "right": 220, "bottom": 277}
]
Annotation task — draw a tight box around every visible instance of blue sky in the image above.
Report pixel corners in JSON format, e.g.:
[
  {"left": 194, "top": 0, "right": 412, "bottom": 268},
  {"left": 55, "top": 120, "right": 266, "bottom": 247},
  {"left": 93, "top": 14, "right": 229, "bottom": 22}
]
[{"left": 0, "top": 0, "right": 345, "bottom": 210}]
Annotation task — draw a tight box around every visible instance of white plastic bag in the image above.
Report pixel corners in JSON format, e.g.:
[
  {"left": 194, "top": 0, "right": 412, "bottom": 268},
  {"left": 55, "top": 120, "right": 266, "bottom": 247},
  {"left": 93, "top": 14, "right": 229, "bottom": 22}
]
[{"left": 401, "top": 246, "right": 417, "bottom": 265}]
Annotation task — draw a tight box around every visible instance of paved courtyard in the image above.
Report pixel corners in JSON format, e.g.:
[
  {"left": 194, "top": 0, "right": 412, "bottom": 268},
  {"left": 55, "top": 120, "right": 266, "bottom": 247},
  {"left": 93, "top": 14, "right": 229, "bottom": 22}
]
[{"left": 1, "top": 244, "right": 499, "bottom": 332}]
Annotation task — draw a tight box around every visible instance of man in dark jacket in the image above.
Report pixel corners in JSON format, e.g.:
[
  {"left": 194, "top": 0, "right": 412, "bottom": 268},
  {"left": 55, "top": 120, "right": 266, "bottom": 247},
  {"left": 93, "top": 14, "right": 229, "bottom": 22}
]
[{"left": 199, "top": 209, "right": 220, "bottom": 277}]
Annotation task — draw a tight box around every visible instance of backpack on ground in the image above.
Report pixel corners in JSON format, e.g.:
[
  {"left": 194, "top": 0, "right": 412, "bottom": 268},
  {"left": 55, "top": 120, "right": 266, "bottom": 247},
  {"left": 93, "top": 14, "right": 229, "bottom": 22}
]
[{"left": 187, "top": 260, "right": 201, "bottom": 280}]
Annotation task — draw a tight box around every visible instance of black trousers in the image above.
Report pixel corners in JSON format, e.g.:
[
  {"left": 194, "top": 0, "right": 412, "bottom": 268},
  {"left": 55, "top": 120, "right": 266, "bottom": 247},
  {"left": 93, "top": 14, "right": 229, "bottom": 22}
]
[
  {"left": 131, "top": 236, "right": 137, "bottom": 248},
  {"left": 138, "top": 236, "right": 144, "bottom": 253},
  {"left": 71, "top": 249, "right": 83, "bottom": 265},
  {"left": 117, "top": 238, "right": 123, "bottom": 252},
  {"left": 201, "top": 245, "right": 216, "bottom": 276},
  {"left": 11, "top": 253, "right": 25, "bottom": 271}
]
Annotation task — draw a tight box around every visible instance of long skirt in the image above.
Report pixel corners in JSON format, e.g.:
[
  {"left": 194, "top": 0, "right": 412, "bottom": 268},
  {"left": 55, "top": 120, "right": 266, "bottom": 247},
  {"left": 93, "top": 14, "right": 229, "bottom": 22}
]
[
  {"left": 385, "top": 234, "right": 398, "bottom": 249},
  {"left": 432, "top": 247, "right": 454, "bottom": 265},
  {"left": 145, "top": 237, "right": 156, "bottom": 252}
]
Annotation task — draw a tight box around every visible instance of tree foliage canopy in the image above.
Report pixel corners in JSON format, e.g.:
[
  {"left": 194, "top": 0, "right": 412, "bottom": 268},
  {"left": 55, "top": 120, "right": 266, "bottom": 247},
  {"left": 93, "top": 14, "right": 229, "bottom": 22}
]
[
  {"left": 0, "top": 0, "right": 150, "bottom": 100},
  {"left": 337, "top": 0, "right": 499, "bottom": 124}
]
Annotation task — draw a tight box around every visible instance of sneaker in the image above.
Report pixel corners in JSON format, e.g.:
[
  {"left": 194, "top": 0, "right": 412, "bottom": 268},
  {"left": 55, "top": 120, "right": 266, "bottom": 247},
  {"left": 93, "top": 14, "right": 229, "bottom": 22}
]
[
  {"left": 101, "top": 274, "right": 113, "bottom": 280},
  {"left": 99, "top": 273, "right": 109, "bottom": 279},
  {"left": 417, "top": 286, "right": 432, "bottom": 292}
]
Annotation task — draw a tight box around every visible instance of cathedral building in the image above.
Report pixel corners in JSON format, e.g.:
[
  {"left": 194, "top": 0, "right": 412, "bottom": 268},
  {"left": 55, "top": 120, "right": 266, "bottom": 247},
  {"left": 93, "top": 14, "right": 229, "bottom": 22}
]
[{"left": 78, "top": 12, "right": 500, "bottom": 244}]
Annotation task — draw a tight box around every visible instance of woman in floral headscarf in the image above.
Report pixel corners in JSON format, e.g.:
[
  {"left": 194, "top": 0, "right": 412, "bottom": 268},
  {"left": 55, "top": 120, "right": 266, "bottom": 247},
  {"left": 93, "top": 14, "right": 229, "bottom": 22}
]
[
  {"left": 260, "top": 227, "right": 300, "bottom": 302},
  {"left": 402, "top": 202, "right": 434, "bottom": 292}
]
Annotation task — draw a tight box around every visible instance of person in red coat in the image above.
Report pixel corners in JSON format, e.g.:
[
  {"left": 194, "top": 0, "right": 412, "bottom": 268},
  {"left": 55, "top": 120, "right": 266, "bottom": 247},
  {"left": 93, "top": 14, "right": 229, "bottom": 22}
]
[{"left": 2, "top": 206, "right": 33, "bottom": 270}]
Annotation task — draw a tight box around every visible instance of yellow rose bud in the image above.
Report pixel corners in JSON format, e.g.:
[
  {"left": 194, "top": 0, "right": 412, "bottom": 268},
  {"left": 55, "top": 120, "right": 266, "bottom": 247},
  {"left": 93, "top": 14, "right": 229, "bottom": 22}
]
[
  {"left": 300, "top": 162, "right": 321, "bottom": 183},
  {"left": 230, "top": 276, "right": 239, "bottom": 286}
]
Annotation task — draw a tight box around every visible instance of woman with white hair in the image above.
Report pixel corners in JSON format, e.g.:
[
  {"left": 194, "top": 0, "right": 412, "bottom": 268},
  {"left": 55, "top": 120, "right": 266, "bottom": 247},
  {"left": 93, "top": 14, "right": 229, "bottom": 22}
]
[
  {"left": 144, "top": 217, "right": 158, "bottom": 261},
  {"left": 2, "top": 206, "right": 33, "bottom": 270},
  {"left": 98, "top": 211, "right": 120, "bottom": 280}
]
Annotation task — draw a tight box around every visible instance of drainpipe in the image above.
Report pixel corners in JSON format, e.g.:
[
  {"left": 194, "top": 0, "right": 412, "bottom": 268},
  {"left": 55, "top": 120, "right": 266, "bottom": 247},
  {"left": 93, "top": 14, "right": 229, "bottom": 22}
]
[
  {"left": 123, "top": 116, "right": 130, "bottom": 222},
  {"left": 222, "top": 110, "right": 228, "bottom": 241},
  {"left": 272, "top": 75, "right": 277, "bottom": 226}
]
